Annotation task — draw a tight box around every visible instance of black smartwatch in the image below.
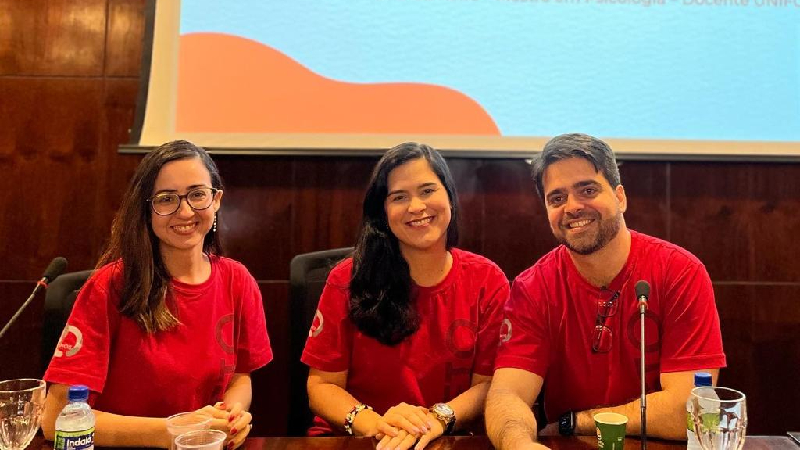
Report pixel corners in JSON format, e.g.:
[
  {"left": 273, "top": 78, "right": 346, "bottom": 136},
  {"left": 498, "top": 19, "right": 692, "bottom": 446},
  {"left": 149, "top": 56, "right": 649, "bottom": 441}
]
[{"left": 558, "top": 411, "right": 576, "bottom": 436}]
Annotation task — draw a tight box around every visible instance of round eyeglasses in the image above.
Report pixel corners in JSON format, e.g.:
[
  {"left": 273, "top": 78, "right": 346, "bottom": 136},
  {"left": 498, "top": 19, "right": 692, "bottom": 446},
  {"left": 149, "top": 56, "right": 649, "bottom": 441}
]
[{"left": 148, "top": 187, "right": 218, "bottom": 216}]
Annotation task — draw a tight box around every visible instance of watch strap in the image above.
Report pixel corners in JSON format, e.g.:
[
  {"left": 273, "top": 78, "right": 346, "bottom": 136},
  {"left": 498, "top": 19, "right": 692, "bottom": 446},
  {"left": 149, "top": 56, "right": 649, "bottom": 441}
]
[{"left": 558, "top": 411, "right": 576, "bottom": 436}]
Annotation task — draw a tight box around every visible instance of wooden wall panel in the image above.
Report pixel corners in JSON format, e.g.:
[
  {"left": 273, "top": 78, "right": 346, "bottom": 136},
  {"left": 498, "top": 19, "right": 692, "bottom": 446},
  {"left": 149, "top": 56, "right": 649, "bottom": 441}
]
[
  {"left": 714, "top": 284, "right": 800, "bottom": 434},
  {"left": 618, "top": 161, "right": 669, "bottom": 240},
  {"left": 105, "top": 0, "right": 146, "bottom": 77},
  {"left": 0, "top": 0, "right": 107, "bottom": 76},
  {"left": 478, "top": 159, "right": 555, "bottom": 279},
  {"left": 671, "top": 163, "right": 800, "bottom": 283},
  {"left": 0, "top": 282, "right": 46, "bottom": 381},
  {"left": 0, "top": 78, "right": 105, "bottom": 279},
  {"left": 447, "top": 158, "right": 486, "bottom": 255},
  {"left": 671, "top": 164, "right": 761, "bottom": 281},
  {"left": 290, "top": 157, "right": 374, "bottom": 257},
  {"left": 251, "top": 282, "right": 290, "bottom": 437},
  {"left": 216, "top": 157, "right": 297, "bottom": 281}
]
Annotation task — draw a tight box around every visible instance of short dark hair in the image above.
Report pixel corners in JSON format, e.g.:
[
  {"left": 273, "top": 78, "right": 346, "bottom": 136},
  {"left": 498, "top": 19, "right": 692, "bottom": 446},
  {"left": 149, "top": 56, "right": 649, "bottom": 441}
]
[{"left": 531, "top": 133, "right": 621, "bottom": 198}]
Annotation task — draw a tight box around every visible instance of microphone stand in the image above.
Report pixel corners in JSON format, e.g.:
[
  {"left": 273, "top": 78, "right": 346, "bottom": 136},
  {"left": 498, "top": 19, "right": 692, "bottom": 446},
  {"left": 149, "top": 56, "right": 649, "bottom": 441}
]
[
  {"left": 639, "top": 299, "right": 647, "bottom": 450},
  {"left": 0, "top": 278, "right": 49, "bottom": 340}
]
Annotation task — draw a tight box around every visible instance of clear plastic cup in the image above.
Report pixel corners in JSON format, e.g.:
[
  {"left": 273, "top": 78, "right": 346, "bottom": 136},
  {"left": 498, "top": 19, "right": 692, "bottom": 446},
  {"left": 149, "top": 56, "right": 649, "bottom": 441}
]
[
  {"left": 166, "top": 412, "right": 212, "bottom": 450},
  {"left": 174, "top": 429, "right": 227, "bottom": 450}
]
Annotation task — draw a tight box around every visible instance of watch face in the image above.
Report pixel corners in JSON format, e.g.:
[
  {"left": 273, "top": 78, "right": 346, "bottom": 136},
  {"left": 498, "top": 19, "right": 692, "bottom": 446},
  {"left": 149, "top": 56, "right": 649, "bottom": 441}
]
[{"left": 433, "top": 403, "right": 455, "bottom": 419}]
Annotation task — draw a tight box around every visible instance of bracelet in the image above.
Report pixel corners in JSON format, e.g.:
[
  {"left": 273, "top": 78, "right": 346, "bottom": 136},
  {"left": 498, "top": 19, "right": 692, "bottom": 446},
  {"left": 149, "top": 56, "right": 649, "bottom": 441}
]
[{"left": 344, "top": 403, "right": 373, "bottom": 435}]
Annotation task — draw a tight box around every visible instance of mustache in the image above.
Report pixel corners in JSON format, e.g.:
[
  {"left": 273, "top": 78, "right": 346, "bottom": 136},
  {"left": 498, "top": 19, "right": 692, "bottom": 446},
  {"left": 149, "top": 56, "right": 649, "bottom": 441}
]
[{"left": 562, "top": 210, "right": 599, "bottom": 224}]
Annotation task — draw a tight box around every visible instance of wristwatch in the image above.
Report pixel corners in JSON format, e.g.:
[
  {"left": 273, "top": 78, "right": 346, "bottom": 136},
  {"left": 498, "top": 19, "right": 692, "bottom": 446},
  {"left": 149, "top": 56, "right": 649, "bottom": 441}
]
[
  {"left": 558, "top": 411, "right": 576, "bottom": 436},
  {"left": 429, "top": 403, "right": 456, "bottom": 435}
]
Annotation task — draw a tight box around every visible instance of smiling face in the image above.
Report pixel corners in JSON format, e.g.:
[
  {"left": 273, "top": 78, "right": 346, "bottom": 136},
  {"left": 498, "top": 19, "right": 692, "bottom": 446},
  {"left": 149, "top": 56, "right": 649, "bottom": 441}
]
[
  {"left": 384, "top": 157, "right": 452, "bottom": 255},
  {"left": 150, "top": 157, "right": 222, "bottom": 257},
  {"left": 542, "top": 157, "right": 627, "bottom": 255}
]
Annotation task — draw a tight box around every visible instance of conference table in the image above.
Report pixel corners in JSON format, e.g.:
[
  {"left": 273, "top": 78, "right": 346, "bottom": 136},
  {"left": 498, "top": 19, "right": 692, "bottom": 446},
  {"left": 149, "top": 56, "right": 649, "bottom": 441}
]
[{"left": 28, "top": 435, "right": 798, "bottom": 450}]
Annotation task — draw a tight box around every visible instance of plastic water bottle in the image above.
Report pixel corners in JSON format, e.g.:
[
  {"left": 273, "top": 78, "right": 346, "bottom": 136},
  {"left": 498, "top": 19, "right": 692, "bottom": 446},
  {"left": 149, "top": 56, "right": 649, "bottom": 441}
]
[
  {"left": 686, "top": 372, "right": 712, "bottom": 450},
  {"left": 54, "top": 385, "right": 95, "bottom": 450}
]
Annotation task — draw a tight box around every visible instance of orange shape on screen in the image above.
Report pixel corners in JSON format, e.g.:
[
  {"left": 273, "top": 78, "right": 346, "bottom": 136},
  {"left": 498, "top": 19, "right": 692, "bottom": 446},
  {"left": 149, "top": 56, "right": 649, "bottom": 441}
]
[{"left": 177, "top": 33, "right": 499, "bottom": 135}]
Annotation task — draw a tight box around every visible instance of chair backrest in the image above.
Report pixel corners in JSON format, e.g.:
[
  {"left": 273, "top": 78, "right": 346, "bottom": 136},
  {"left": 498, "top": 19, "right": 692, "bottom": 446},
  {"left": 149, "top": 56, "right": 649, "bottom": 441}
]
[
  {"left": 41, "top": 270, "right": 93, "bottom": 373},
  {"left": 287, "top": 247, "right": 354, "bottom": 436}
]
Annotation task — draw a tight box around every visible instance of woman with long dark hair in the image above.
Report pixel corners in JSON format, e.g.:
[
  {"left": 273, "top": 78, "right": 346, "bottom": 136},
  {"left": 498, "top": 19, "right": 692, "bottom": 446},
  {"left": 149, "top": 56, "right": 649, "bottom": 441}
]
[
  {"left": 302, "top": 142, "right": 509, "bottom": 450},
  {"left": 42, "top": 140, "right": 272, "bottom": 448}
]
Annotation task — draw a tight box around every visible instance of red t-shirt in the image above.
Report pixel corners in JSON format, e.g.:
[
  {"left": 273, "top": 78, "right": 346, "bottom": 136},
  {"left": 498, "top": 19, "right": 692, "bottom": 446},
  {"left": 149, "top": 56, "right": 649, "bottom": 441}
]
[
  {"left": 496, "top": 230, "right": 726, "bottom": 422},
  {"left": 44, "top": 256, "right": 273, "bottom": 417},
  {"left": 301, "top": 248, "right": 509, "bottom": 434}
]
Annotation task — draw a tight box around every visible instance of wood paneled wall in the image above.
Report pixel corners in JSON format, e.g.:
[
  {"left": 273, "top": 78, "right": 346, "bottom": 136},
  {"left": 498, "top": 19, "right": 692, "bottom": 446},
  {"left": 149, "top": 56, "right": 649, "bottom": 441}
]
[{"left": 1, "top": 0, "right": 797, "bottom": 437}]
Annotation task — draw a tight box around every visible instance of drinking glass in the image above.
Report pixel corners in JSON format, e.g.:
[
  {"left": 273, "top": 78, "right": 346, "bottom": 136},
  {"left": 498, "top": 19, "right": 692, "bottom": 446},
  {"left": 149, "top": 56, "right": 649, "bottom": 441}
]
[
  {"left": 0, "top": 379, "right": 46, "bottom": 450},
  {"left": 166, "top": 412, "right": 212, "bottom": 450},
  {"left": 174, "top": 429, "right": 226, "bottom": 450},
  {"left": 690, "top": 386, "right": 747, "bottom": 450}
]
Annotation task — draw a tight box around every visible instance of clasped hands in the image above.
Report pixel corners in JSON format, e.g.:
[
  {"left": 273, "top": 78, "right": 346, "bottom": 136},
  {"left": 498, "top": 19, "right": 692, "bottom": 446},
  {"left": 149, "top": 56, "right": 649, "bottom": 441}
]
[
  {"left": 189, "top": 402, "right": 252, "bottom": 450},
  {"left": 364, "top": 402, "right": 445, "bottom": 450}
]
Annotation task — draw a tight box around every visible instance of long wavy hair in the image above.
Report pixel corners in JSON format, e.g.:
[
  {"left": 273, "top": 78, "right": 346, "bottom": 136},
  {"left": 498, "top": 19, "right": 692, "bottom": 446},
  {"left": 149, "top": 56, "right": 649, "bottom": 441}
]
[
  {"left": 348, "top": 142, "right": 460, "bottom": 346},
  {"left": 97, "top": 140, "right": 224, "bottom": 333}
]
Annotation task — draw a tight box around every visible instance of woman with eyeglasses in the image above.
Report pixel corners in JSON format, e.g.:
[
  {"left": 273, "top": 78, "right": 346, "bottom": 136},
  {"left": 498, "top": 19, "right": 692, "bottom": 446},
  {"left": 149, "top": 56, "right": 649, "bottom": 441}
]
[
  {"left": 302, "top": 142, "right": 510, "bottom": 450},
  {"left": 42, "top": 140, "right": 272, "bottom": 448}
]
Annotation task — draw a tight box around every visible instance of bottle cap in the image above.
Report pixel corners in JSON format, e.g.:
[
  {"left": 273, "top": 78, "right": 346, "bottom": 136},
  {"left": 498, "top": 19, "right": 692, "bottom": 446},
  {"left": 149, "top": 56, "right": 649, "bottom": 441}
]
[
  {"left": 694, "top": 372, "right": 712, "bottom": 387},
  {"left": 68, "top": 385, "right": 90, "bottom": 402}
]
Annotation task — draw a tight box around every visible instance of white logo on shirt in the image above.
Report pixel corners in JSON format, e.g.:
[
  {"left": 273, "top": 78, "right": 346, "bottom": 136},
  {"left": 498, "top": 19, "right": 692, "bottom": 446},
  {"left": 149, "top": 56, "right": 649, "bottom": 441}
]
[
  {"left": 309, "top": 309, "right": 324, "bottom": 337},
  {"left": 499, "top": 318, "right": 512, "bottom": 343},
  {"left": 54, "top": 325, "right": 83, "bottom": 357}
]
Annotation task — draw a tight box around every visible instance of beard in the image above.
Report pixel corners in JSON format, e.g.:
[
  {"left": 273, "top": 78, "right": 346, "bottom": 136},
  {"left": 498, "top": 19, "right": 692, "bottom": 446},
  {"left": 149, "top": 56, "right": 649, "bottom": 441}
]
[{"left": 556, "top": 210, "right": 622, "bottom": 255}]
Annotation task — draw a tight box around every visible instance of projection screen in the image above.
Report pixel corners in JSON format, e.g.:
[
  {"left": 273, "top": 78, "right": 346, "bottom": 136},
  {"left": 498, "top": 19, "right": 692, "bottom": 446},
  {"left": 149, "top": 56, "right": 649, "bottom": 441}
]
[{"left": 126, "top": 0, "right": 800, "bottom": 160}]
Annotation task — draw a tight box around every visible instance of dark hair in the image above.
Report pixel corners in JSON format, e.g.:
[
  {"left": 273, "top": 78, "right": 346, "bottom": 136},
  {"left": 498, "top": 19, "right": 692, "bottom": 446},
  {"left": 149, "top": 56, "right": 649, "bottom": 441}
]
[
  {"left": 348, "top": 142, "right": 460, "bottom": 346},
  {"left": 531, "top": 133, "right": 621, "bottom": 198},
  {"left": 97, "top": 140, "right": 224, "bottom": 333}
]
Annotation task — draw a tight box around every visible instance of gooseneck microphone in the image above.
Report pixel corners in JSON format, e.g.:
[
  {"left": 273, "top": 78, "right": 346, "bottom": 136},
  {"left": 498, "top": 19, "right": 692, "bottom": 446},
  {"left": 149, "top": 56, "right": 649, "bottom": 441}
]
[
  {"left": 0, "top": 257, "right": 68, "bottom": 340},
  {"left": 635, "top": 280, "right": 650, "bottom": 450}
]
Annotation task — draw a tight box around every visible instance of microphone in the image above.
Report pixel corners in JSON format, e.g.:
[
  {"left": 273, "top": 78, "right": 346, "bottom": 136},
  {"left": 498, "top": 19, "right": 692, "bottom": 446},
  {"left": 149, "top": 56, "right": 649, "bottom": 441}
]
[
  {"left": 0, "top": 257, "right": 68, "bottom": 340},
  {"left": 635, "top": 280, "right": 650, "bottom": 450}
]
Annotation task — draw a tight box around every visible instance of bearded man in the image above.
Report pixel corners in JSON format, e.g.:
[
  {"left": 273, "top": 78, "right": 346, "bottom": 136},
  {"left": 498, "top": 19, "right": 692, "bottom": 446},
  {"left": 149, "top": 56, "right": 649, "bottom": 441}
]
[{"left": 485, "top": 133, "right": 726, "bottom": 450}]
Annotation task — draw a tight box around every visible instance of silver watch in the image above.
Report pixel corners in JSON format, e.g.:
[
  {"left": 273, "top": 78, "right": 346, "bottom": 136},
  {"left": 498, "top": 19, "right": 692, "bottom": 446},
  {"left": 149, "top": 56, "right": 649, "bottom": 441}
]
[{"left": 430, "top": 403, "right": 456, "bottom": 435}]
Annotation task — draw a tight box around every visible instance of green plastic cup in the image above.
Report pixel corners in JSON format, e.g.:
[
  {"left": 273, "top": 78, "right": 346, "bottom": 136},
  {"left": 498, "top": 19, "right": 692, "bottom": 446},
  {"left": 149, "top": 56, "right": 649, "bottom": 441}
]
[{"left": 594, "top": 412, "right": 628, "bottom": 450}]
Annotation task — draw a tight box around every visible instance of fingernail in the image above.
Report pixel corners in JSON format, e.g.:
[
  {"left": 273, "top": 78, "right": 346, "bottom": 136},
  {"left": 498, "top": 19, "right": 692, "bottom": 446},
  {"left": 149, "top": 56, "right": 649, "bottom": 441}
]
[
  {"left": 413, "top": 427, "right": 421, "bottom": 434},
  {"left": 228, "top": 415, "right": 235, "bottom": 422},
  {"left": 220, "top": 402, "right": 227, "bottom": 409}
]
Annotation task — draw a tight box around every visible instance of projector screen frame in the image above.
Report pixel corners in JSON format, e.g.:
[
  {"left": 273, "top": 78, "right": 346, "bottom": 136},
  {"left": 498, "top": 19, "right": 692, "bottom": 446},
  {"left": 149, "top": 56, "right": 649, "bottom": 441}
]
[{"left": 122, "top": 0, "right": 800, "bottom": 163}]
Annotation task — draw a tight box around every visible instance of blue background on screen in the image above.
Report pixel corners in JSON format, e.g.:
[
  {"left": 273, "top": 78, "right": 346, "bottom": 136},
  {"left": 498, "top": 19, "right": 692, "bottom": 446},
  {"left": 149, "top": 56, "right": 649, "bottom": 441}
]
[{"left": 181, "top": 0, "right": 800, "bottom": 141}]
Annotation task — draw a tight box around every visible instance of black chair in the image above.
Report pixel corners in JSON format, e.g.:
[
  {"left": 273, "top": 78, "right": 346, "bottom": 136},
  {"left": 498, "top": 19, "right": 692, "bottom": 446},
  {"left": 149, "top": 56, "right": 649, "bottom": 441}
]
[
  {"left": 287, "top": 247, "right": 354, "bottom": 436},
  {"left": 41, "top": 270, "right": 93, "bottom": 373}
]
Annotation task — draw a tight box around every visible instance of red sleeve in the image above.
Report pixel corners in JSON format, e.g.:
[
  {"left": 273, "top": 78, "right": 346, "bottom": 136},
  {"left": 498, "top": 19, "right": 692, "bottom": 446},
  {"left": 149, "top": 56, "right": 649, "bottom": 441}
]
[
  {"left": 659, "top": 262, "right": 727, "bottom": 372},
  {"left": 472, "top": 266, "right": 510, "bottom": 376},
  {"left": 233, "top": 269, "right": 273, "bottom": 373},
  {"left": 43, "top": 268, "right": 117, "bottom": 395},
  {"left": 300, "top": 268, "right": 353, "bottom": 373},
  {"left": 494, "top": 271, "right": 551, "bottom": 378}
]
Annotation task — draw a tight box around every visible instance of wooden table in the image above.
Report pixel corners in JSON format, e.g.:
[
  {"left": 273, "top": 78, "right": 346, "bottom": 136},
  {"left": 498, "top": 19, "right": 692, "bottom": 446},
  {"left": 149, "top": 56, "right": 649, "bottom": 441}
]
[
  {"left": 29, "top": 435, "right": 797, "bottom": 450},
  {"left": 241, "top": 436, "right": 796, "bottom": 450}
]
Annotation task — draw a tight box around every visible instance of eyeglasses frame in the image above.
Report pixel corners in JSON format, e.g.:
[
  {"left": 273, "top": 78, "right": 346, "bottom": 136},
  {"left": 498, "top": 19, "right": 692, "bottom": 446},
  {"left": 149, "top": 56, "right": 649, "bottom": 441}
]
[
  {"left": 147, "top": 187, "right": 220, "bottom": 216},
  {"left": 592, "top": 290, "right": 620, "bottom": 353}
]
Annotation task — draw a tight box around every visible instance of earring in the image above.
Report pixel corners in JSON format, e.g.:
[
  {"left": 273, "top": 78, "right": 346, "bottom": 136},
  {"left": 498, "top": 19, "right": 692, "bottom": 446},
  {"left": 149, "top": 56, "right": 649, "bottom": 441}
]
[{"left": 212, "top": 214, "right": 217, "bottom": 233}]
